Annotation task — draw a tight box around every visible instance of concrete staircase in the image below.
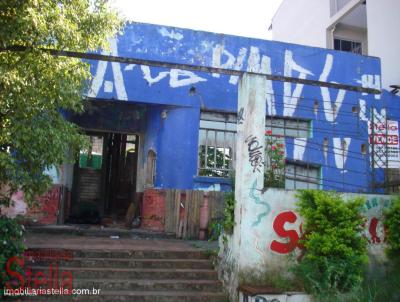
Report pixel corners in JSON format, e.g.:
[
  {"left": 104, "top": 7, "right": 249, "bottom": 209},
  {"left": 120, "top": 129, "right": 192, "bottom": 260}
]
[{"left": 21, "top": 245, "right": 227, "bottom": 302}]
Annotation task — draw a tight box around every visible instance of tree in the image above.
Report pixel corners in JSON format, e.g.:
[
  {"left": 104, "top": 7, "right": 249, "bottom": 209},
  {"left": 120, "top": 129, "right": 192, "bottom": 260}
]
[{"left": 0, "top": 0, "right": 123, "bottom": 206}]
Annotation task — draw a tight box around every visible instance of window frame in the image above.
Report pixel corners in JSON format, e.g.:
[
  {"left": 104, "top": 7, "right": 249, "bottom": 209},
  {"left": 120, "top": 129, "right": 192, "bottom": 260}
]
[
  {"left": 333, "top": 37, "right": 363, "bottom": 55},
  {"left": 197, "top": 111, "right": 312, "bottom": 179},
  {"left": 198, "top": 112, "right": 237, "bottom": 178},
  {"left": 285, "top": 160, "right": 321, "bottom": 190}
]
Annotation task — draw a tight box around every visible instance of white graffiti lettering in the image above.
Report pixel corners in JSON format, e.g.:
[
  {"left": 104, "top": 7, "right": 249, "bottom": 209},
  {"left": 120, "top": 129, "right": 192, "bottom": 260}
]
[
  {"left": 158, "top": 27, "right": 184, "bottom": 41},
  {"left": 283, "top": 50, "right": 314, "bottom": 117},
  {"left": 141, "top": 65, "right": 169, "bottom": 86},
  {"left": 319, "top": 54, "right": 346, "bottom": 123},
  {"left": 169, "top": 69, "right": 207, "bottom": 88},
  {"left": 333, "top": 138, "right": 351, "bottom": 170},
  {"left": 293, "top": 138, "right": 307, "bottom": 161},
  {"left": 357, "top": 74, "right": 381, "bottom": 99}
]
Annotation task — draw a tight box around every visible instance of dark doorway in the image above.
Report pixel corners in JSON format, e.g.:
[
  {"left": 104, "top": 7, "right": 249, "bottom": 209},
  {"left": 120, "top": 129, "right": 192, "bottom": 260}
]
[
  {"left": 104, "top": 133, "right": 139, "bottom": 218},
  {"left": 69, "top": 132, "right": 139, "bottom": 224}
]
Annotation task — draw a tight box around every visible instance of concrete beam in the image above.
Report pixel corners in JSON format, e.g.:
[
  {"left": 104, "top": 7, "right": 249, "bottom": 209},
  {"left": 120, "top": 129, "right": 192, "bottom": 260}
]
[{"left": 327, "top": 0, "right": 365, "bottom": 30}]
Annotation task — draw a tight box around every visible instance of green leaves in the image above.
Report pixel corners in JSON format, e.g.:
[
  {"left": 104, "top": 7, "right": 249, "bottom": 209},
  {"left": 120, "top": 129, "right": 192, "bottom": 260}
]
[
  {"left": 384, "top": 196, "right": 400, "bottom": 262},
  {"left": 0, "top": 216, "right": 25, "bottom": 297},
  {"left": 294, "top": 190, "right": 368, "bottom": 297},
  {"left": 0, "top": 1, "right": 123, "bottom": 207}
]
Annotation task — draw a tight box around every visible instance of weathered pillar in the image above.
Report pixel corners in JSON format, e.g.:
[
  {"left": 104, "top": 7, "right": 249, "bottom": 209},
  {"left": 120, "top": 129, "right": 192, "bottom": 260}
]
[{"left": 233, "top": 73, "right": 267, "bottom": 269}]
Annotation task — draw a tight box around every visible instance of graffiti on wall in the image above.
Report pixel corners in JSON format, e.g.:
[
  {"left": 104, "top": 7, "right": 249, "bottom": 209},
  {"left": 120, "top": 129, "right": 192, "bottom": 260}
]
[
  {"left": 269, "top": 197, "right": 391, "bottom": 255},
  {"left": 250, "top": 180, "right": 271, "bottom": 227},
  {"left": 91, "top": 40, "right": 381, "bottom": 115},
  {"left": 85, "top": 23, "right": 397, "bottom": 193},
  {"left": 245, "top": 135, "right": 264, "bottom": 173}
]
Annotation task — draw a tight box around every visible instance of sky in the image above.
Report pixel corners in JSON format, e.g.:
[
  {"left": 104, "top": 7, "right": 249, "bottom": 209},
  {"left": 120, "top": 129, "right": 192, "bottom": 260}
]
[{"left": 110, "top": 0, "right": 284, "bottom": 40}]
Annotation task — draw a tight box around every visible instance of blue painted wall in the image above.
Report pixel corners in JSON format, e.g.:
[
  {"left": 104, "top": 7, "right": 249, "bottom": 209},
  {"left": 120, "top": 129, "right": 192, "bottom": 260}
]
[{"left": 84, "top": 22, "right": 400, "bottom": 192}]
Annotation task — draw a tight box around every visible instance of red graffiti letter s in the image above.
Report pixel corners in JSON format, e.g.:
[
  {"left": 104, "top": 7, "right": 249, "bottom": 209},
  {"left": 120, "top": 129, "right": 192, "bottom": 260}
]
[
  {"left": 5, "top": 256, "right": 25, "bottom": 289},
  {"left": 270, "top": 211, "right": 299, "bottom": 254}
]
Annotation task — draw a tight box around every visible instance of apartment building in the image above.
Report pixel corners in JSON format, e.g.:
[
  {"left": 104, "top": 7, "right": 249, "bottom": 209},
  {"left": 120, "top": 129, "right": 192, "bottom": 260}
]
[{"left": 270, "top": 0, "right": 400, "bottom": 91}]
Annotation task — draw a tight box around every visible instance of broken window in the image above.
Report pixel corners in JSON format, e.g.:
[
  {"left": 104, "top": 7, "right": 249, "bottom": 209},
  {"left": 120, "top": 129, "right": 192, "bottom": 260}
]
[{"left": 79, "top": 135, "right": 103, "bottom": 170}]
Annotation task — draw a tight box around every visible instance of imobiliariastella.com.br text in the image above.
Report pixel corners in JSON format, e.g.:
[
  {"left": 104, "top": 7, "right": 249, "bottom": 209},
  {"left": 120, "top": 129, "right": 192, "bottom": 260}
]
[{"left": 3, "top": 249, "right": 101, "bottom": 297}]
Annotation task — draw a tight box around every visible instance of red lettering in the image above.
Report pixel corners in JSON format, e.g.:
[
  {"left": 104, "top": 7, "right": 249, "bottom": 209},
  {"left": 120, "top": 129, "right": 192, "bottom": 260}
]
[
  {"left": 25, "top": 266, "right": 33, "bottom": 288},
  {"left": 369, "top": 217, "right": 381, "bottom": 244},
  {"left": 61, "top": 271, "right": 73, "bottom": 294},
  {"left": 5, "top": 256, "right": 25, "bottom": 289},
  {"left": 270, "top": 211, "right": 300, "bottom": 254},
  {"left": 34, "top": 271, "right": 47, "bottom": 289}
]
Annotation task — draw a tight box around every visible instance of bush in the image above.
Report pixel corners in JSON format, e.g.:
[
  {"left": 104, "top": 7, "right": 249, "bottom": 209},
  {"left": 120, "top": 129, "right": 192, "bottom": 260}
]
[
  {"left": 208, "top": 191, "right": 235, "bottom": 241},
  {"left": 384, "top": 196, "right": 400, "bottom": 263},
  {"left": 0, "top": 216, "right": 25, "bottom": 297},
  {"left": 293, "top": 190, "right": 368, "bottom": 299},
  {"left": 221, "top": 191, "right": 235, "bottom": 234}
]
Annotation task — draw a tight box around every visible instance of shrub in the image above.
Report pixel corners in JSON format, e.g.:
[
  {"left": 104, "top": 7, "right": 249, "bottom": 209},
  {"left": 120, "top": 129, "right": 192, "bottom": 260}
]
[
  {"left": 264, "top": 132, "right": 285, "bottom": 188},
  {"left": 208, "top": 191, "right": 235, "bottom": 241},
  {"left": 384, "top": 196, "right": 400, "bottom": 263},
  {"left": 0, "top": 216, "right": 25, "bottom": 297},
  {"left": 293, "top": 190, "right": 368, "bottom": 299},
  {"left": 221, "top": 191, "right": 235, "bottom": 234}
]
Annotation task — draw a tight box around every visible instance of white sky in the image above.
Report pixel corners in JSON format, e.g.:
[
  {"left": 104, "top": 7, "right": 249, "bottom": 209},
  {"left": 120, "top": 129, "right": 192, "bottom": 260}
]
[{"left": 110, "top": 0, "right": 283, "bottom": 40}]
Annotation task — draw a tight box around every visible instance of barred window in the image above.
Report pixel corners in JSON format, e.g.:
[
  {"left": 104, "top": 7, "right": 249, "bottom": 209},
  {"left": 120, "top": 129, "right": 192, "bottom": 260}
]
[
  {"left": 197, "top": 111, "right": 311, "bottom": 178},
  {"left": 285, "top": 162, "right": 321, "bottom": 189},
  {"left": 198, "top": 112, "right": 236, "bottom": 177}
]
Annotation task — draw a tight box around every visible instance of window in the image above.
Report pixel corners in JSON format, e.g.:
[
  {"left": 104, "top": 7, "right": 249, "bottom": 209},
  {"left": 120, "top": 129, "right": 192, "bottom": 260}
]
[
  {"left": 334, "top": 38, "right": 362, "bottom": 55},
  {"left": 285, "top": 162, "right": 321, "bottom": 190},
  {"left": 265, "top": 117, "right": 310, "bottom": 138},
  {"left": 79, "top": 135, "right": 103, "bottom": 170},
  {"left": 197, "top": 112, "right": 311, "bottom": 178},
  {"left": 198, "top": 112, "right": 236, "bottom": 177}
]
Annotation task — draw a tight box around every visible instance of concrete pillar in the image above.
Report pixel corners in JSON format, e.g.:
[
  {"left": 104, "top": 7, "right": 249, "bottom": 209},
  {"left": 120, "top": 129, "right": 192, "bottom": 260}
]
[{"left": 233, "top": 73, "right": 267, "bottom": 269}]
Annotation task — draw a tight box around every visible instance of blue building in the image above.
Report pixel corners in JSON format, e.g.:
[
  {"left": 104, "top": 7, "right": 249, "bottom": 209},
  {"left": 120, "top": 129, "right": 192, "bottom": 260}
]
[{"left": 67, "top": 22, "right": 400, "bottom": 221}]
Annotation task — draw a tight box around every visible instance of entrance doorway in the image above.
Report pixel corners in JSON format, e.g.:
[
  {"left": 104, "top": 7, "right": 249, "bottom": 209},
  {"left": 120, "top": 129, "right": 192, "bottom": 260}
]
[{"left": 69, "top": 132, "right": 139, "bottom": 224}]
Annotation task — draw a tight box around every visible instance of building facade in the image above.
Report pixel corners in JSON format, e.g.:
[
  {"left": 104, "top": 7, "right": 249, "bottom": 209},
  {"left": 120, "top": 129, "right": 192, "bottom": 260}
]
[
  {"left": 6, "top": 22, "right": 399, "bottom": 223},
  {"left": 66, "top": 22, "right": 394, "bottom": 204},
  {"left": 271, "top": 0, "right": 400, "bottom": 91}
]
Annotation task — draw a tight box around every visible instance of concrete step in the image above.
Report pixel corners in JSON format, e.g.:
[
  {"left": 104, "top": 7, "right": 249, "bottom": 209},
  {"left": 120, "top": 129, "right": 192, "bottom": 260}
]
[
  {"left": 26, "top": 225, "right": 176, "bottom": 240},
  {"left": 21, "top": 237, "right": 226, "bottom": 302},
  {"left": 74, "top": 278, "right": 223, "bottom": 292},
  {"left": 21, "top": 290, "right": 228, "bottom": 302},
  {"left": 9, "top": 279, "right": 222, "bottom": 292},
  {"left": 30, "top": 266, "right": 219, "bottom": 280},
  {"left": 26, "top": 249, "right": 209, "bottom": 260},
  {"left": 26, "top": 258, "right": 214, "bottom": 269}
]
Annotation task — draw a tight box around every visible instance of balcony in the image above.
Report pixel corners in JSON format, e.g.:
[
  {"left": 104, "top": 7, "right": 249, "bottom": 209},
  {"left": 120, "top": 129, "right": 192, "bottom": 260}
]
[{"left": 328, "top": 0, "right": 368, "bottom": 55}]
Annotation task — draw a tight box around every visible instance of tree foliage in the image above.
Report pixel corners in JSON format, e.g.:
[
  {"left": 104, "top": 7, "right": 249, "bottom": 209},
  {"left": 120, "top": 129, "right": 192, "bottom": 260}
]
[
  {"left": 294, "top": 190, "right": 368, "bottom": 299},
  {"left": 0, "top": 0, "right": 123, "bottom": 206},
  {"left": 384, "top": 196, "right": 400, "bottom": 263}
]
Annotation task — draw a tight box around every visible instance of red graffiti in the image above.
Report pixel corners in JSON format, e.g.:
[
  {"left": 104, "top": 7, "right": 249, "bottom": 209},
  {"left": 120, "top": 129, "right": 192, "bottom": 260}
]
[
  {"left": 369, "top": 218, "right": 381, "bottom": 244},
  {"left": 270, "top": 211, "right": 386, "bottom": 254},
  {"left": 270, "top": 211, "right": 300, "bottom": 254}
]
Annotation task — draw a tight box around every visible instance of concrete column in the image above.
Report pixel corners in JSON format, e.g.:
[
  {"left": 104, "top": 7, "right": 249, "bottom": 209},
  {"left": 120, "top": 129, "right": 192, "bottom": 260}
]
[{"left": 233, "top": 73, "right": 267, "bottom": 269}]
